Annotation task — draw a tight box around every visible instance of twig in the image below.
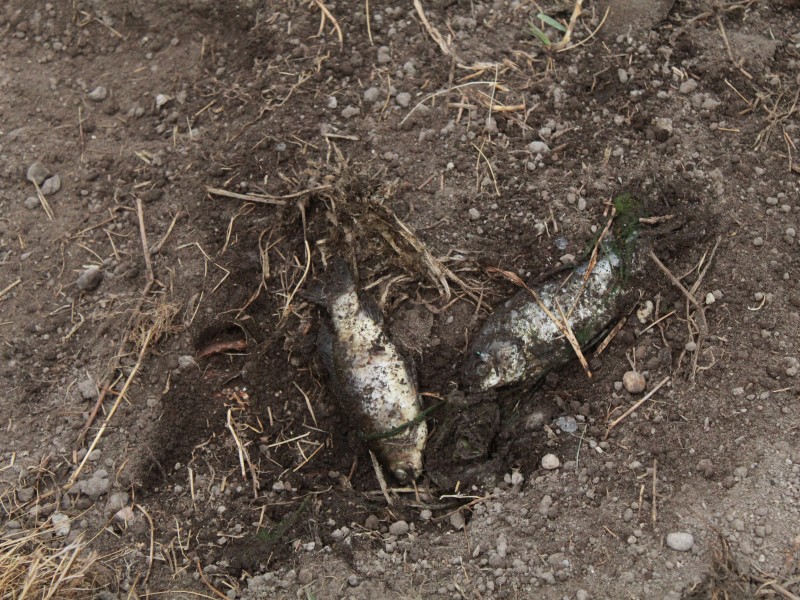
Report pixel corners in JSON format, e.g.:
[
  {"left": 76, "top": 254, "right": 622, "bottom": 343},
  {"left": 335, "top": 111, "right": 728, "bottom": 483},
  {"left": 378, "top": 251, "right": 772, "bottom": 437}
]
[
  {"left": 282, "top": 204, "right": 312, "bottom": 318},
  {"left": 488, "top": 268, "right": 591, "bottom": 377},
  {"left": 604, "top": 376, "right": 670, "bottom": 439},
  {"left": 68, "top": 329, "right": 154, "bottom": 488},
  {"left": 557, "top": 6, "right": 609, "bottom": 52},
  {"left": 135, "top": 504, "right": 155, "bottom": 583},
  {"left": 413, "top": 0, "right": 457, "bottom": 59},
  {"left": 593, "top": 316, "right": 627, "bottom": 357},
  {"left": 135, "top": 198, "right": 154, "bottom": 283},
  {"left": 312, "top": 0, "right": 343, "bottom": 45},
  {"left": 364, "top": 0, "right": 373, "bottom": 44},
  {"left": 549, "top": 0, "right": 584, "bottom": 52},
  {"left": 32, "top": 180, "right": 55, "bottom": 220},
  {"left": 195, "top": 560, "right": 229, "bottom": 600},
  {"left": 0, "top": 278, "right": 21, "bottom": 301},
  {"left": 651, "top": 459, "right": 658, "bottom": 525},
  {"left": 206, "top": 186, "right": 330, "bottom": 205},
  {"left": 293, "top": 382, "right": 318, "bottom": 427},
  {"left": 369, "top": 450, "right": 393, "bottom": 506}
]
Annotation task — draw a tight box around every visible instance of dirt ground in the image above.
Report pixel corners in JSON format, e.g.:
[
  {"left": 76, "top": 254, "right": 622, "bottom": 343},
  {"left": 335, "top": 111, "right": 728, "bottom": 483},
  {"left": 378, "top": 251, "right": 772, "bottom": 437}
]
[{"left": 2, "top": 0, "right": 800, "bottom": 598}]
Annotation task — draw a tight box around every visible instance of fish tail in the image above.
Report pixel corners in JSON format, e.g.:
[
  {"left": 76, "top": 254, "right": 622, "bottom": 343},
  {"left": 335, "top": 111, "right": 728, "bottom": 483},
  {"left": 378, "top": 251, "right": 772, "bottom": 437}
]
[{"left": 303, "top": 257, "right": 356, "bottom": 308}]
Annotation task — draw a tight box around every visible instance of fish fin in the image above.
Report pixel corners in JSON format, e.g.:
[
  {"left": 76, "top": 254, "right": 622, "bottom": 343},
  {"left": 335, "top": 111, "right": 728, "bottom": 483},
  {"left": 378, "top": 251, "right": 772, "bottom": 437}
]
[
  {"left": 317, "top": 320, "right": 336, "bottom": 380},
  {"left": 361, "top": 295, "right": 384, "bottom": 325},
  {"left": 301, "top": 257, "right": 356, "bottom": 308}
]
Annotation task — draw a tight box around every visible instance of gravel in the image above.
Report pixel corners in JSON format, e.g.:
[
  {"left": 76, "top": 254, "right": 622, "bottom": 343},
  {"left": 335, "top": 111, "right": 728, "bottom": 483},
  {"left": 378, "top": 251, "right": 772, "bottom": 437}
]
[
  {"left": 679, "top": 79, "right": 698, "bottom": 94},
  {"left": 26, "top": 161, "right": 51, "bottom": 185},
  {"left": 469, "top": 207, "right": 480, "bottom": 220},
  {"left": 76, "top": 267, "right": 103, "bottom": 292},
  {"left": 77, "top": 377, "right": 98, "bottom": 400},
  {"left": 396, "top": 92, "right": 411, "bottom": 107},
  {"left": 541, "top": 454, "right": 561, "bottom": 470},
  {"left": 88, "top": 85, "right": 108, "bottom": 101},
  {"left": 23, "top": 196, "right": 38, "bottom": 209},
  {"left": 622, "top": 371, "right": 646, "bottom": 394},
  {"left": 363, "top": 87, "right": 380, "bottom": 102},
  {"left": 666, "top": 532, "right": 694, "bottom": 552},
  {"left": 528, "top": 141, "right": 550, "bottom": 154},
  {"left": 341, "top": 106, "right": 360, "bottom": 119},
  {"left": 80, "top": 470, "right": 110, "bottom": 499},
  {"left": 41, "top": 174, "right": 61, "bottom": 195},
  {"left": 389, "top": 520, "right": 409, "bottom": 536}
]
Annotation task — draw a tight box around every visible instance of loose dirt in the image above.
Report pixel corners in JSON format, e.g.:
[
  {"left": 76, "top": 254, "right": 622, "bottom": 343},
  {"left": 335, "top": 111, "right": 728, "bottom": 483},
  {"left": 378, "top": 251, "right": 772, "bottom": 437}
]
[{"left": 1, "top": 1, "right": 799, "bottom": 599}]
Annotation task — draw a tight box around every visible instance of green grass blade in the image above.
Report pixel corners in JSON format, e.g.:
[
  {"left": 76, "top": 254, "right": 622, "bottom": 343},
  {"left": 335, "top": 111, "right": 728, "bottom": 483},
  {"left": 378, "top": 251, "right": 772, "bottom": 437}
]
[
  {"left": 537, "top": 13, "right": 567, "bottom": 32},
  {"left": 528, "top": 24, "right": 551, "bottom": 45}
]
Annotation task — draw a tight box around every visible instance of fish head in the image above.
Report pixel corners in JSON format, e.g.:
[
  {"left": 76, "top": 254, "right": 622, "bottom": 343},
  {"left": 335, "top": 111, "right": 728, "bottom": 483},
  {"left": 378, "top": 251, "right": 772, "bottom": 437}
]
[
  {"left": 463, "top": 339, "right": 525, "bottom": 391},
  {"left": 386, "top": 452, "right": 423, "bottom": 484}
]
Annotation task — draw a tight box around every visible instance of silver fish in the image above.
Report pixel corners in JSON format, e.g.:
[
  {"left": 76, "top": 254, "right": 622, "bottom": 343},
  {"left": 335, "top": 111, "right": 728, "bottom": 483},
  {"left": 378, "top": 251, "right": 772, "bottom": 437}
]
[
  {"left": 463, "top": 249, "right": 629, "bottom": 391},
  {"left": 310, "top": 260, "right": 426, "bottom": 482}
]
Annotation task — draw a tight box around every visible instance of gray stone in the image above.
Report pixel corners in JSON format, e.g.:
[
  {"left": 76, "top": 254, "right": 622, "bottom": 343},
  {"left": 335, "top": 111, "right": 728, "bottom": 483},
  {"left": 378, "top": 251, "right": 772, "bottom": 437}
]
[
  {"left": 51, "top": 512, "right": 71, "bottom": 536},
  {"left": 450, "top": 510, "right": 465, "bottom": 530},
  {"left": 528, "top": 141, "right": 550, "bottom": 154},
  {"left": 27, "top": 161, "right": 51, "bottom": 185},
  {"left": 541, "top": 454, "right": 560, "bottom": 470},
  {"left": 347, "top": 574, "right": 359, "bottom": 587},
  {"left": 396, "top": 92, "right": 411, "bottom": 108},
  {"left": 41, "top": 174, "right": 61, "bottom": 195},
  {"left": 177, "top": 355, "right": 195, "bottom": 370},
  {"left": 577, "top": 590, "right": 590, "bottom": 600},
  {"left": 106, "top": 491, "right": 129, "bottom": 513},
  {"left": 88, "top": 86, "right": 108, "bottom": 101},
  {"left": 389, "top": 520, "right": 409, "bottom": 536},
  {"left": 23, "top": 196, "right": 39, "bottom": 210},
  {"left": 77, "top": 378, "right": 98, "bottom": 400},
  {"left": 623, "top": 371, "right": 646, "bottom": 394},
  {"left": 17, "top": 487, "right": 35, "bottom": 502},
  {"left": 341, "top": 106, "right": 360, "bottom": 119},
  {"left": 469, "top": 207, "right": 480, "bottom": 221},
  {"left": 666, "top": 532, "right": 694, "bottom": 552},
  {"left": 81, "top": 474, "right": 110, "bottom": 499},
  {"left": 679, "top": 79, "right": 698, "bottom": 94},
  {"left": 76, "top": 267, "right": 103, "bottom": 292},
  {"left": 363, "top": 87, "right": 380, "bottom": 102}
]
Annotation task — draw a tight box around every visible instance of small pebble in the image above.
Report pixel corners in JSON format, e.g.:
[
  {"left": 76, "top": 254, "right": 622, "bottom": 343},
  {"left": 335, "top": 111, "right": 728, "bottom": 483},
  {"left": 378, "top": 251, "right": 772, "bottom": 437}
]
[
  {"left": 23, "top": 196, "right": 39, "bottom": 210},
  {"left": 469, "top": 207, "right": 480, "bottom": 221},
  {"left": 347, "top": 575, "right": 359, "bottom": 587},
  {"left": 685, "top": 341, "right": 697, "bottom": 352},
  {"left": 326, "top": 96, "right": 338, "bottom": 109},
  {"left": 541, "top": 454, "right": 560, "bottom": 470},
  {"left": 666, "top": 532, "right": 694, "bottom": 552},
  {"left": 389, "top": 520, "right": 409, "bottom": 536},
  {"left": 88, "top": 85, "right": 108, "bottom": 101},
  {"left": 76, "top": 267, "right": 103, "bottom": 292},
  {"left": 753, "top": 237, "right": 764, "bottom": 247},
  {"left": 27, "top": 161, "right": 51, "bottom": 186},
  {"left": 679, "top": 79, "right": 698, "bottom": 94},
  {"left": 363, "top": 87, "right": 379, "bottom": 102},
  {"left": 450, "top": 510, "right": 465, "bottom": 530},
  {"left": 341, "top": 106, "right": 360, "bottom": 119},
  {"left": 41, "top": 174, "right": 61, "bottom": 196},
  {"left": 622, "top": 371, "right": 646, "bottom": 394},
  {"left": 528, "top": 141, "right": 550, "bottom": 154},
  {"left": 395, "top": 92, "right": 411, "bottom": 107}
]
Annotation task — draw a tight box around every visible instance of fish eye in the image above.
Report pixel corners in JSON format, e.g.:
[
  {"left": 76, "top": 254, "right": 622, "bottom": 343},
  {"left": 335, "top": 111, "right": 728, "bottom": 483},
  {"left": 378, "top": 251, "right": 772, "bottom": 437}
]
[{"left": 475, "top": 351, "right": 490, "bottom": 364}]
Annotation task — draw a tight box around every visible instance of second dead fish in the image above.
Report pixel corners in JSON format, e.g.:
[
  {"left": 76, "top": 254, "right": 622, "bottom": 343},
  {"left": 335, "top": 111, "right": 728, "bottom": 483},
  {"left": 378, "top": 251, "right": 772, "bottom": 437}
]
[
  {"left": 307, "top": 259, "right": 427, "bottom": 482},
  {"left": 463, "top": 196, "right": 644, "bottom": 392}
]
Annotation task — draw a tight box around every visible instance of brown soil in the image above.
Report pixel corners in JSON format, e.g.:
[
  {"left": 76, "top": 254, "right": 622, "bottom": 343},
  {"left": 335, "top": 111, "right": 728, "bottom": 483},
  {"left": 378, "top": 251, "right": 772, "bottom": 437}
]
[{"left": 1, "top": 1, "right": 799, "bottom": 599}]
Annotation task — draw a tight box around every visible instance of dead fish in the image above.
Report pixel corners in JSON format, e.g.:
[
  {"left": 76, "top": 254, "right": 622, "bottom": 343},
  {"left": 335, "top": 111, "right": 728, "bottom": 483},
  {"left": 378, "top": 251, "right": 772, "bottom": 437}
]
[
  {"left": 308, "top": 259, "right": 427, "bottom": 482},
  {"left": 463, "top": 245, "right": 633, "bottom": 392}
]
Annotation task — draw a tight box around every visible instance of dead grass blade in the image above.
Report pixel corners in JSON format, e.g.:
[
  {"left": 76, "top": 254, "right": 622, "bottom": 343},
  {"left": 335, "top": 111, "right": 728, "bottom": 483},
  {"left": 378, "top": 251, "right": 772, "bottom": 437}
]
[
  {"left": 0, "top": 519, "right": 98, "bottom": 599},
  {"left": 604, "top": 376, "right": 670, "bottom": 439},
  {"left": 487, "top": 267, "right": 591, "bottom": 377}
]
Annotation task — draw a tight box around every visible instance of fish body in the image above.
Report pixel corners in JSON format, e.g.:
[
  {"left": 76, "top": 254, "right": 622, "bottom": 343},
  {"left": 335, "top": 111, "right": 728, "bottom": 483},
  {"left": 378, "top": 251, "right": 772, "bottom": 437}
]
[
  {"left": 311, "top": 260, "right": 426, "bottom": 482},
  {"left": 463, "top": 248, "right": 630, "bottom": 391}
]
